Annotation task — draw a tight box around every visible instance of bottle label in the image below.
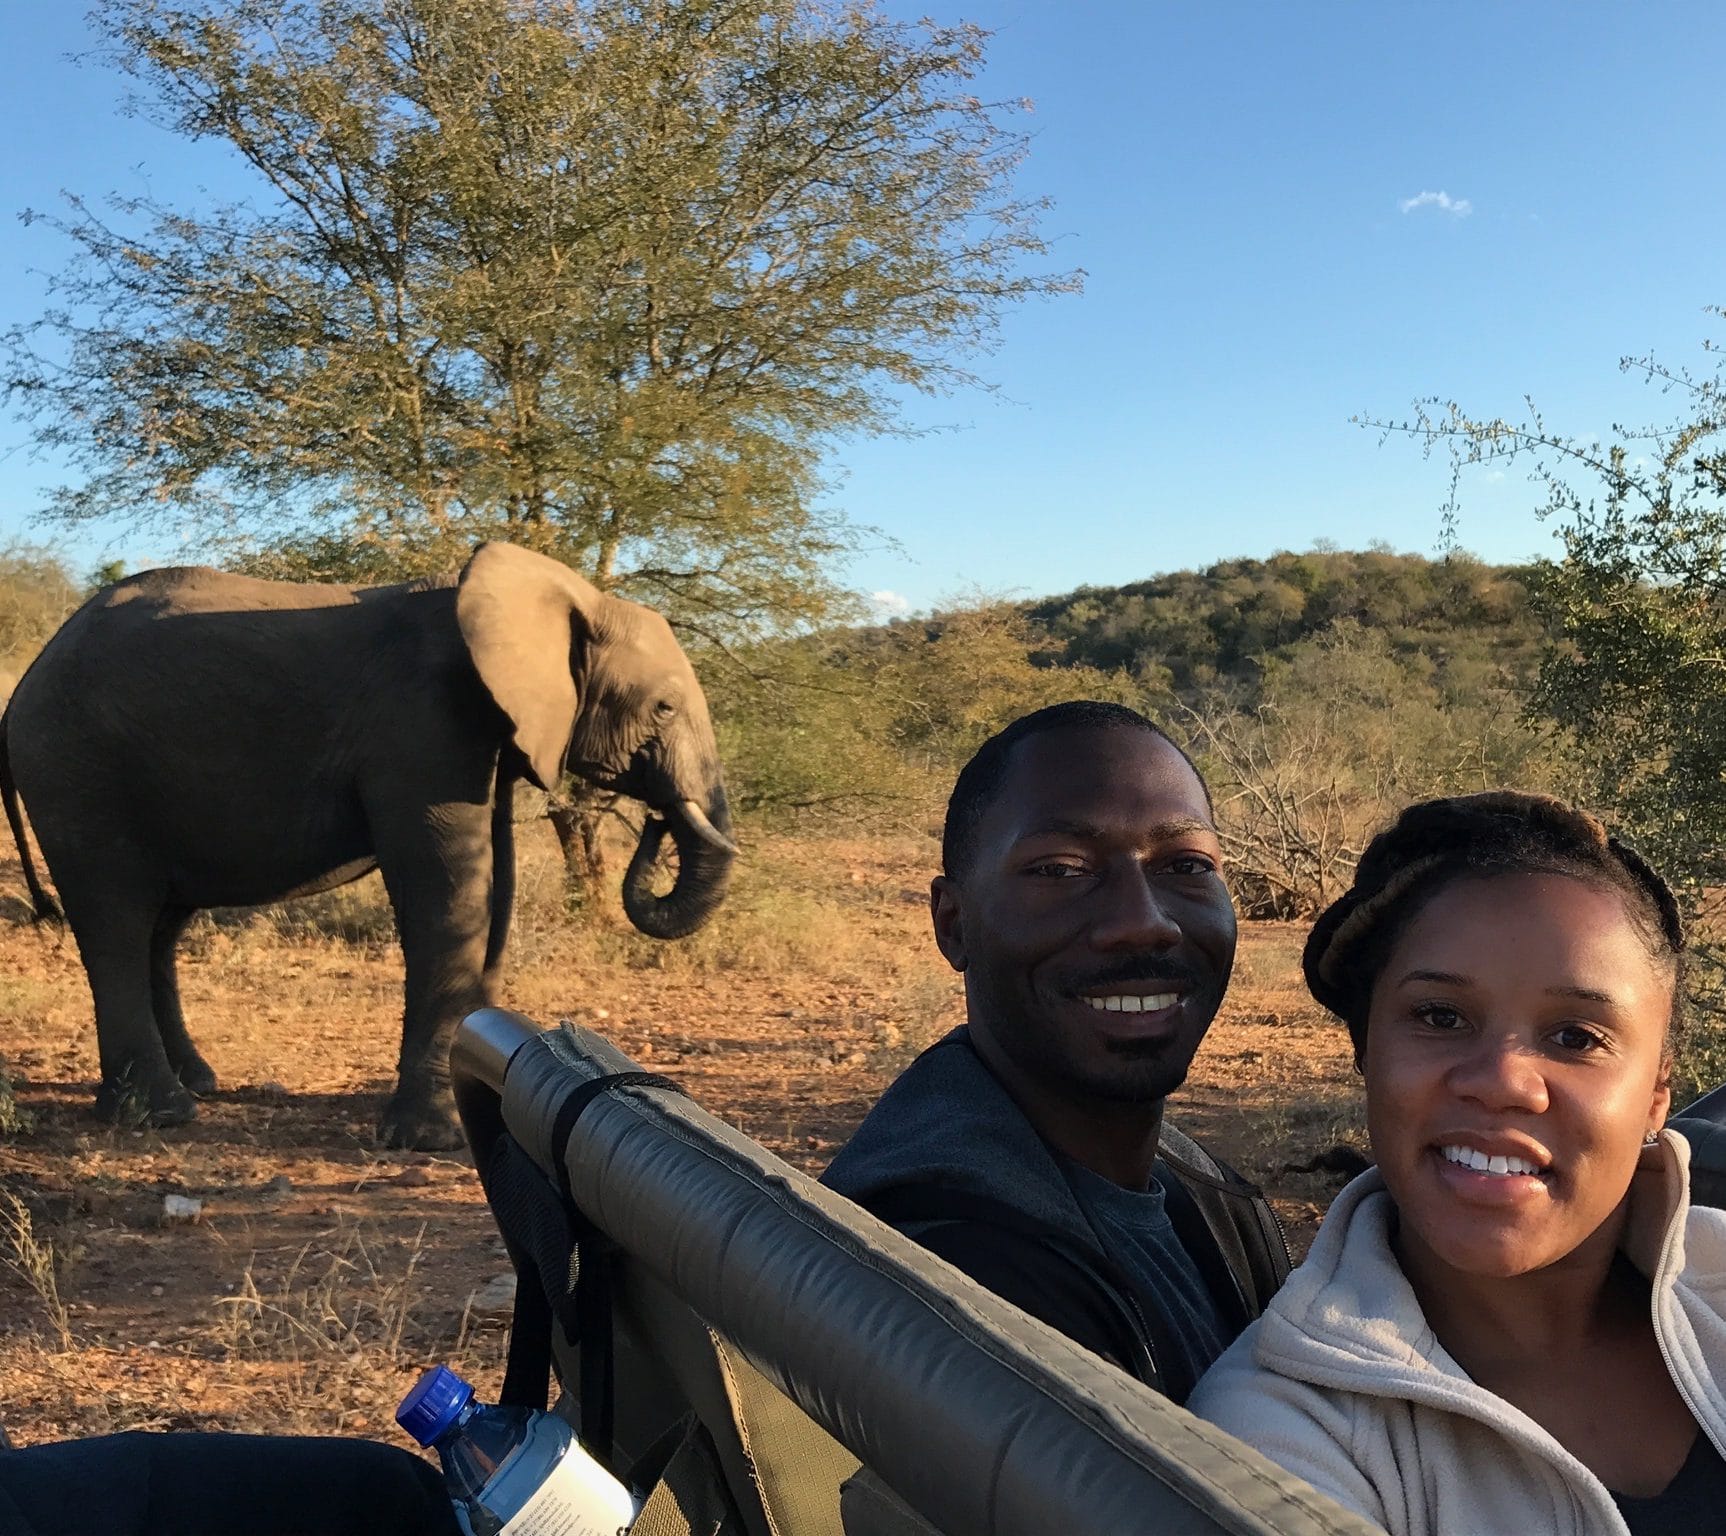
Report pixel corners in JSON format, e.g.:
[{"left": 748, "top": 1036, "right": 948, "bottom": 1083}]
[{"left": 497, "top": 1440, "right": 639, "bottom": 1536}]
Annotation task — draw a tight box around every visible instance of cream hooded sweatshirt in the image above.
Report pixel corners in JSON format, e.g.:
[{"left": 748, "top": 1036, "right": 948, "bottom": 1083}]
[{"left": 1189, "top": 1131, "right": 1726, "bottom": 1536}]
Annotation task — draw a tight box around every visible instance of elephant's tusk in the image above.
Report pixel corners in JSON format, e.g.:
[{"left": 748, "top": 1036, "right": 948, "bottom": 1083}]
[{"left": 677, "top": 799, "right": 740, "bottom": 857}]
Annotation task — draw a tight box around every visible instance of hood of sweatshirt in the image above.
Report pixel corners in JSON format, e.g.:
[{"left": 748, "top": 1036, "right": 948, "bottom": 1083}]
[{"left": 1249, "top": 1129, "right": 1725, "bottom": 1427}]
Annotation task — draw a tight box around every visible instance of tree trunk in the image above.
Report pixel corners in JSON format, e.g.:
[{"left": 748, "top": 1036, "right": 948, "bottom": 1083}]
[{"left": 546, "top": 780, "right": 616, "bottom": 902}]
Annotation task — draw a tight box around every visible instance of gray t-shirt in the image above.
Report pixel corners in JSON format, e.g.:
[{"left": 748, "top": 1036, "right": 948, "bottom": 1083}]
[{"left": 1059, "top": 1156, "right": 1232, "bottom": 1402}]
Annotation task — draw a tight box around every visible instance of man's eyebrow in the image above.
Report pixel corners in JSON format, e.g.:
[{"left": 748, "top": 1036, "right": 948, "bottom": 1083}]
[{"left": 1020, "top": 816, "right": 1218, "bottom": 841}]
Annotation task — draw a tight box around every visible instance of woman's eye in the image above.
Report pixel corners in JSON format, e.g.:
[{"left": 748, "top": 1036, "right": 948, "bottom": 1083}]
[
  {"left": 1551, "top": 1023, "right": 1606, "bottom": 1054},
  {"left": 1412, "top": 1002, "right": 1465, "bottom": 1031}
]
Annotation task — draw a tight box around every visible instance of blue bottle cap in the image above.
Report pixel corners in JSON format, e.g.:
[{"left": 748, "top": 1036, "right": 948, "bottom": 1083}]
[{"left": 396, "top": 1364, "right": 475, "bottom": 1446}]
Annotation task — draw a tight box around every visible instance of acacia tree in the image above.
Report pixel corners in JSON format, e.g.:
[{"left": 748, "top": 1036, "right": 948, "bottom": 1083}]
[
  {"left": 8, "top": 0, "right": 1073, "bottom": 616},
  {"left": 6, "top": 0, "right": 1074, "bottom": 878}
]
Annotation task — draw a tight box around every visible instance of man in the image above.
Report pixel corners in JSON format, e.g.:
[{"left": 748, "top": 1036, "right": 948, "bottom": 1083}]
[{"left": 822, "top": 700, "right": 1287, "bottom": 1402}]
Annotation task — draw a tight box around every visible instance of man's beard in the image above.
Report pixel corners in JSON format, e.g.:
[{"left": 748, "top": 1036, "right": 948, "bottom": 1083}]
[{"left": 1063, "top": 1033, "right": 1204, "bottom": 1104}]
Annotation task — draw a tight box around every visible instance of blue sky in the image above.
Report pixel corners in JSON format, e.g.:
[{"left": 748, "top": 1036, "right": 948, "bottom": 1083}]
[{"left": 3, "top": 1, "right": 1724, "bottom": 613}]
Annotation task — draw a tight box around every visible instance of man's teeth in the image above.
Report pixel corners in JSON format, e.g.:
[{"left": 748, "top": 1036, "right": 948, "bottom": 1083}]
[
  {"left": 1440, "top": 1144, "right": 1543, "bottom": 1177},
  {"left": 1084, "top": 993, "right": 1180, "bottom": 1013}
]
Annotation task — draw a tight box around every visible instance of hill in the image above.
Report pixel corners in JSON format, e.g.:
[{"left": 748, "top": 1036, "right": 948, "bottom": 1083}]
[
  {"left": 712, "top": 547, "right": 1560, "bottom": 919},
  {"left": 1022, "top": 545, "right": 1541, "bottom": 701}
]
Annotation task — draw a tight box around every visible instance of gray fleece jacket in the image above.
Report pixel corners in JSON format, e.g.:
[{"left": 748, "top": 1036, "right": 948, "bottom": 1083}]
[{"left": 1190, "top": 1129, "right": 1726, "bottom": 1536}]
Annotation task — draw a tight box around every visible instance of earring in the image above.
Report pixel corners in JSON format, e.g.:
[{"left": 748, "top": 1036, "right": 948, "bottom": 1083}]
[{"left": 1644, "top": 1130, "right": 1663, "bottom": 1147}]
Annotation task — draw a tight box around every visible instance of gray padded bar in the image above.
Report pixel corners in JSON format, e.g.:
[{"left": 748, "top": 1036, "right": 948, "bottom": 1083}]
[{"left": 455, "top": 1008, "right": 1379, "bottom": 1536}]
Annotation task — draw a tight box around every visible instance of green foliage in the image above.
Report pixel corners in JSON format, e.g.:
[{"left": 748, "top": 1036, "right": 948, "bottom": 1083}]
[
  {"left": 0, "top": 1054, "right": 34, "bottom": 1139},
  {"left": 713, "top": 550, "right": 1560, "bottom": 883},
  {"left": 6, "top": 0, "right": 1075, "bottom": 643},
  {"left": 1027, "top": 547, "right": 1543, "bottom": 701},
  {"left": 711, "top": 599, "right": 1132, "bottom": 828},
  {"left": 1364, "top": 315, "right": 1726, "bottom": 1090},
  {"left": 0, "top": 543, "right": 81, "bottom": 698}
]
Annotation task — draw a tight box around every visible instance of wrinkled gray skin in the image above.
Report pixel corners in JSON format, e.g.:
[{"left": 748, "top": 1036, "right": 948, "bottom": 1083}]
[{"left": 0, "top": 542, "right": 735, "bottom": 1149}]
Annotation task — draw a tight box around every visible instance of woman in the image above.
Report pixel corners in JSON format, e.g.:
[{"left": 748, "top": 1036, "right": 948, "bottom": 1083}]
[{"left": 1189, "top": 792, "right": 1726, "bottom": 1536}]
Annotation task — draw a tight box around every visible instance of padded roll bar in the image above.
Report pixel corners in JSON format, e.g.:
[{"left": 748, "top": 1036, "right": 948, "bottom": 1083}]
[{"left": 452, "top": 1007, "right": 1378, "bottom": 1536}]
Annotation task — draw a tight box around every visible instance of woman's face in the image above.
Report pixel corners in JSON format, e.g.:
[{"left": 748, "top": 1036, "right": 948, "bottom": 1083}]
[{"left": 1364, "top": 872, "right": 1672, "bottom": 1281}]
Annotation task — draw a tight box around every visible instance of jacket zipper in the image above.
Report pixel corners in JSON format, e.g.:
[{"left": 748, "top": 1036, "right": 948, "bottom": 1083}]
[{"left": 1264, "top": 1197, "right": 1293, "bottom": 1273}]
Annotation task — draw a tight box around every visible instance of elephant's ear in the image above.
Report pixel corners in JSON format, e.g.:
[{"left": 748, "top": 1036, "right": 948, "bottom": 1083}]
[{"left": 456, "top": 542, "right": 604, "bottom": 791}]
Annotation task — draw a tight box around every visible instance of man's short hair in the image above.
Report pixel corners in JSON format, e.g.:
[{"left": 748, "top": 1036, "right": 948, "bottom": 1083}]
[{"left": 941, "top": 701, "right": 1209, "bottom": 879}]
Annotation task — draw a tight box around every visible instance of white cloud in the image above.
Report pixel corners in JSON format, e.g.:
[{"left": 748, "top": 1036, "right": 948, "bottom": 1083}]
[
  {"left": 870, "top": 589, "right": 911, "bottom": 617},
  {"left": 1398, "top": 190, "right": 1473, "bottom": 218}
]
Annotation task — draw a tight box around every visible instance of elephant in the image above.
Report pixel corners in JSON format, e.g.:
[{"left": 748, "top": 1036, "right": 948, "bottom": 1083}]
[{"left": 0, "top": 541, "right": 736, "bottom": 1148}]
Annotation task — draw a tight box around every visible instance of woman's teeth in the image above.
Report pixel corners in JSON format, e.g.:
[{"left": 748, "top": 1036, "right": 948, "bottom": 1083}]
[
  {"left": 1085, "top": 993, "right": 1179, "bottom": 1014},
  {"left": 1440, "top": 1144, "right": 1543, "bottom": 1177}
]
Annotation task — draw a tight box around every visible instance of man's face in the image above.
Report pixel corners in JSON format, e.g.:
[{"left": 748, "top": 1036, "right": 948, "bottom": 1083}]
[{"left": 934, "top": 726, "right": 1237, "bottom": 1106}]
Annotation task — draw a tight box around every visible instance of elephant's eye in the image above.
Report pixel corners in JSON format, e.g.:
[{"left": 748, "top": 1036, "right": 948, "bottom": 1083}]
[{"left": 654, "top": 699, "right": 677, "bottom": 719}]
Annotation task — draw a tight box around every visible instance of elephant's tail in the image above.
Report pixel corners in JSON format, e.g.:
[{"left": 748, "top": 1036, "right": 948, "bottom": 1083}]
[
  {"left": 485, "top": 760, "right": 516, "bottom": 981},
  {"left": 0, "top": 708, "right": 63, "bottom": 924}
]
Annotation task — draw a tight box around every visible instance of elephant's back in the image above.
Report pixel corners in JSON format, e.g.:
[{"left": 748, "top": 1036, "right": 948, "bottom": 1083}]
[
  {"left": 97, "top": 564, "right": 366, "bottom": 617},
  {"left": 5, "top": 569, "right": 455, "bottom": 789},
  {"left": 21, "top": 567, "right": 440, "bottom": 686},
  {"left": 15, "top": 566, "right": 366, "bottom": 688}
]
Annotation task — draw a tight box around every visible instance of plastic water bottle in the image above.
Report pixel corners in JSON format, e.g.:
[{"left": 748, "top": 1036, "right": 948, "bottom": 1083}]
[{"left": 397, "top": 1364, "right": 640, "bottom": 1536}]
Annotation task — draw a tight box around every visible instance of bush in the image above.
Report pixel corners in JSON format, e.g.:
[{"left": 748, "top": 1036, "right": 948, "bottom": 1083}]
[{"left": 0, "top": 543, "right": 81, "bottom": 699}]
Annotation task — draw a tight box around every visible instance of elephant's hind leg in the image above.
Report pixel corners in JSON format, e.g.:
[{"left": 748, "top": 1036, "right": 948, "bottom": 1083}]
[
  {"left": 60, "top": 892, "right": 198, "bottom": 1128},
  {"left": 152, "top": 906, "right": 216, "bottom": 1096}
]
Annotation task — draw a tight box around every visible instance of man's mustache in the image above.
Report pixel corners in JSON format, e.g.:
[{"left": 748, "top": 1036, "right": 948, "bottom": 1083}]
[{"left": 1059, "top": 960, "right": 1207, "bottom": 996}]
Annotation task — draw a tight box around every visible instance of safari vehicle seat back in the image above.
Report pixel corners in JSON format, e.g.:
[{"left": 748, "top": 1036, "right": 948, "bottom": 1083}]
[{"left": 451, "top": 1008, "right": 1383, "bottom": 1536}]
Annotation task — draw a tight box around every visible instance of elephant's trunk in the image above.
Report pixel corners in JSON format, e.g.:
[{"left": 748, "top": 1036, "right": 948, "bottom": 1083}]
[{"left": 621, "top": 786, "right": 736, "bottom": 940}]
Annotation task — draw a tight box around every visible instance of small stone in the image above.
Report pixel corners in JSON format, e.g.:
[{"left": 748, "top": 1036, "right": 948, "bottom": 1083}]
[
  {"left": 263, "top": 1175, "right": 293, "bottom": 1197},
  {"left": 467, "top": 1272, "right": 518, "bottom": 1317},
  {"left": 844, "top": 1051, "right": 867, "bottom": 1069},
  {"left": 161, "top": 1194, "right": 203, "bottom": 1224},
  {"left": 392, "top": 1166, "right": 432, "bottom": 1188},
  {"left": 591, "top": 1008, "right": 610, "bottom": 1021},
  {"left": 150, "top": 1285, "right": 164, "bottom": 1298},
  {"left": 258, "top": 1081, "right": 290, "bottom": 1102}
]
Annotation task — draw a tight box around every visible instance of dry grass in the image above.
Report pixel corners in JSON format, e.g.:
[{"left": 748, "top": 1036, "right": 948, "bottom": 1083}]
[
  {"left": 211, "top": 1216, "right": 493, "bottom": 1435},
  {"left": 0, "top": 1191, "right": 73, "bottom": 1351}
]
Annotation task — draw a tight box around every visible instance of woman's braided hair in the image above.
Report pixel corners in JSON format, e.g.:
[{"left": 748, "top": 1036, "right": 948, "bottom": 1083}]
[{"left": 1303, "top": 791, "right": 1687, "bottom": 1063}]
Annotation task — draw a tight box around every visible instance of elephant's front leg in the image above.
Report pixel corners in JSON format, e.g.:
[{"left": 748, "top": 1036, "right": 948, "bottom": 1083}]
[{"left": 374, "top": 801, "right": 497, "bottom": 1150}]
